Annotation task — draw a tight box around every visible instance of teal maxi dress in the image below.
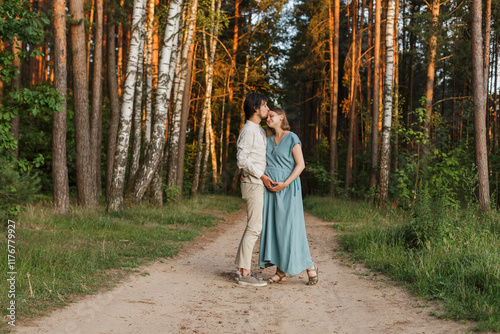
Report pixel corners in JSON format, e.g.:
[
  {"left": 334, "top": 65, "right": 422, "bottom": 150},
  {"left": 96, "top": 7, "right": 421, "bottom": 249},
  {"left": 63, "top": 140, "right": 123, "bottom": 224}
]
[{"left": 258, "top": 132, "right": 314, "bottom": 275}]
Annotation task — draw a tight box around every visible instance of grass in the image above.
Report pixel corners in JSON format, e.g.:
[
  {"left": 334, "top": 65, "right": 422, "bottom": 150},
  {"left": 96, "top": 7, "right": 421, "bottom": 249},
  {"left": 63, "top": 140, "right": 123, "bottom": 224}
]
[
  {"left": 304, "top": 196, "right": 500, "bottom": 332},
  {"left": 0, "top": 195, "right": 242, "bottom": 333}
]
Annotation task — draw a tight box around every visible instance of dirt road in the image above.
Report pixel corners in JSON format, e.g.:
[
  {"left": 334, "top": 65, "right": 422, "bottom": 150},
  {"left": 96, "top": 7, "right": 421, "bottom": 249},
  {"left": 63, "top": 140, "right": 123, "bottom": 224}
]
[{"left": 15, "top": 208, "right": 473, "bottom": 334}]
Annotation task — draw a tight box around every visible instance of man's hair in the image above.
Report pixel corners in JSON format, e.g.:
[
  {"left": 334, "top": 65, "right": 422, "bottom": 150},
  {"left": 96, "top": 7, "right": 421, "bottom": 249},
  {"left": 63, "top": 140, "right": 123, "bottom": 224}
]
[{"left": 243, "top": 93, "right": 268, "bottom": 120}]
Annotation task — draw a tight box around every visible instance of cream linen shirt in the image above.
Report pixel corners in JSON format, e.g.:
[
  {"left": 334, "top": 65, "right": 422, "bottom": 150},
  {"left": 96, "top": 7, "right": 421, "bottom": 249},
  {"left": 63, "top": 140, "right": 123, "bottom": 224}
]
[{"left": 237, "top": 120, "right": 267, "bottom": 185}]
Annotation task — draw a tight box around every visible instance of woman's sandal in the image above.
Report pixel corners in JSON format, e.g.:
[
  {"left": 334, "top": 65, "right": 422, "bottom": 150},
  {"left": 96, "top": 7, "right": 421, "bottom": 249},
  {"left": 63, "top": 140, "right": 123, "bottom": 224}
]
[
  {"left": 268, "top": 272, "right": 286, "bottom": 284},
  {"left": 306, "top": 266, "right": 319, "bottom": 285}
]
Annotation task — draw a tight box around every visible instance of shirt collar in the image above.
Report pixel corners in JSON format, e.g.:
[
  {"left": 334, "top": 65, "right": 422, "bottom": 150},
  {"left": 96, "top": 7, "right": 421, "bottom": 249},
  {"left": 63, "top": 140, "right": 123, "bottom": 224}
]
[{"left": 246, "top": 120, "right": 262, "bottom": 128}]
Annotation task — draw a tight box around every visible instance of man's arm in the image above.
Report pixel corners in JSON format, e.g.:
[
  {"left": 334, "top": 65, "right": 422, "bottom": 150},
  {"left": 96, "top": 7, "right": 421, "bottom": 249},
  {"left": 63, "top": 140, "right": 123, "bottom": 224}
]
[{"left": 236, "top": 130, "right": 264, "bottom": 179}]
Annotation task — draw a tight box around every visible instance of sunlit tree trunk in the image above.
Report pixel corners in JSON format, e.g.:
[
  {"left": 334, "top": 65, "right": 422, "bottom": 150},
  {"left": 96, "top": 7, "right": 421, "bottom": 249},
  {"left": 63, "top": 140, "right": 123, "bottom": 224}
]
[
  {"left": 471, "top": 0, "right": 490, "bottom": 213},
  {"left": 107, "top": 0, "right": 147, "bottom": 211},
  {"left": 191, "top": 0, "right": 221, "bottom": 196},
  {"left": 167, "top": 0, "right": 198, "bottom": 189},
  {"left": 117, "top": 0, "right": 124, "bottom": 96},
  {"left": 328, "top": 0, "right": 339, "bottom": 196},
  {"left": 130, "top": 0, "right": 182, "bottom": 205},
  {"left": 86, "top": 0, "right": 95, "bottom": 84},
  {"left": 90, "top": 0, "right": 104, "bottom": 196},
  {"left": 70, "top": 0, "right": 98, "bottom": 209},
  {"left": 144, "top": 0, "right": 155, "bottom": 146},
  {"left": 52, "top": 0, "right": 70, "bottom": 212},
  {"left": 393, "top": 0, "right": 399, "bottom": 171},
  {"left": 221, "top": 0, "right": 240, "bottom": 193},
  {"left": 105, "top": 7, "right": 121, "bottom": 200},
  {"left": 369, "top": 0, "right": 381, "bottom": 193},
  {"left": 422, "top": 0, "right": 440, "bottom": 162},
  {"left": 377, "top": 0, "right": 396, "bottom": 206}
]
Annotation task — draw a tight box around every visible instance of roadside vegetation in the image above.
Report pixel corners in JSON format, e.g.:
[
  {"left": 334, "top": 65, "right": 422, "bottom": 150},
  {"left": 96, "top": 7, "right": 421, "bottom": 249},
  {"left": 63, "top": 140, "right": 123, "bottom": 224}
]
[
  {"left": 304, "top": 196, "right": 500, "bottom": 332},
  {"left": 0, "top": 195, "right": 242, "bottom": 332}
]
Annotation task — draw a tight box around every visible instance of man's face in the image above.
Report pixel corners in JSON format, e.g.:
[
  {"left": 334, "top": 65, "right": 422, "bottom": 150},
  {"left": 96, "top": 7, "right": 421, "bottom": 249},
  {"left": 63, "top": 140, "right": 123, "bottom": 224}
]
[{"left": 256, "top": 100, "right": 270, "bottom": 119}]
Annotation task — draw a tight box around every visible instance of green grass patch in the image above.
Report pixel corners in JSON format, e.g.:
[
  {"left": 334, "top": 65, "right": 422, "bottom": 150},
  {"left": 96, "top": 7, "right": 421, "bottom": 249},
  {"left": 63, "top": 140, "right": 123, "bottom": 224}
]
[
  {"left": 0, "top": 195, "right": 242, "bottom": 332},
  {"left": 304, "top": 196, "right": 500, "bottom": 332}
]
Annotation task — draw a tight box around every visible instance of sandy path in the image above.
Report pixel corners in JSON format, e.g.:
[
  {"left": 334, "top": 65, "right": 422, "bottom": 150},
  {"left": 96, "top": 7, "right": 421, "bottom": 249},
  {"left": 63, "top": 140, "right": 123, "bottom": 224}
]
[{"left": 15, "top": 208, "right": 473, "bottom": 334}]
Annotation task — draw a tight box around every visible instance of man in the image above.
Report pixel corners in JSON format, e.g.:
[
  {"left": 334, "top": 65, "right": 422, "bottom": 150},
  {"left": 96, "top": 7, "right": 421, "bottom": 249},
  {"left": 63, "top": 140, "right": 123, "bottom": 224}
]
[{"left": 234, "top": 92, "right": 273, "bottom": 286}]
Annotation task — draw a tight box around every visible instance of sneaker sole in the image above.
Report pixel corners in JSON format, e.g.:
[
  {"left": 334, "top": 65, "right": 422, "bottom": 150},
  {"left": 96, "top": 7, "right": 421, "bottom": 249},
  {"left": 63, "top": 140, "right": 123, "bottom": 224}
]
[{"left": 237, "top": 280, "right": 267, "bottom": 287}]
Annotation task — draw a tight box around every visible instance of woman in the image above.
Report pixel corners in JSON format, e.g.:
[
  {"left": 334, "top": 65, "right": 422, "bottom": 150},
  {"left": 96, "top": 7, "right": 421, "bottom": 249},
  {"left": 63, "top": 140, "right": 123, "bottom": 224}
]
[{"left": 258, "top": 107, "right": 318, "bottom": 285}]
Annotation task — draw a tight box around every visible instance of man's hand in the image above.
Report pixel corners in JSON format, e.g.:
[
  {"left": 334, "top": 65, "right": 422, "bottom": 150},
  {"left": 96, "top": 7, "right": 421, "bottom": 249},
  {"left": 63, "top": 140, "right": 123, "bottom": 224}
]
[{"left": 260, "top": 174, "right": 275, "bottom": 190}]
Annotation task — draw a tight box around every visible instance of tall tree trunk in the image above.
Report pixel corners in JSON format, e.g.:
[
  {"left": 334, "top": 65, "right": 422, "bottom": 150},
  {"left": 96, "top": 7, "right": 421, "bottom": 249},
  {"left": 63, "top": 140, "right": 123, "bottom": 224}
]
[
  {"left": 52, "top": 0, "right": 70, "bottom": 212},
  {"left": 176, "top": 41, "right": 197, "bottom": 196},
  {"left": 393, "top": 0, "right": 399, "bottom": 171},
  {"left": 105, "top": 8, "right": 121, "bottom": 200},
  {"left": 221, "top": 0, "right": 241, "bottom": 193},
  {"left": 11, "top": 37, "right": 21, "bottom": 159},
  {"left": 130, "top": 0, "right": 182, "bottom": 205},
  {"left": 377, "top": 0, "right": 396, "bottom": 206},
  {"left": 328, "top": 0, "right": 340, "bottom": 196},
  {"left": 69, "top": 0, "right": 98, "bottom": 209},
  {"left": 483, "top": 0, "right": 491, "bottom": 94},
  {"left": 117, "top": 0, "right": 124, "bottom": 96},
  {"left": 128, "top": 33, "right": 145, "bottom": 184},
  {"left": 107, "top": 0, "right": 147, "bottom": 211},
  {"left": 90, "top": 0, "right": 104, "bottom": 196},
  {"left": 369, "top": 0, "right": 381, "bottom": 193},
  {"left": 86, "top": 0, "right": 95, "bottom": 85},
  {"left": 144, "top": 0, "right": 155, "bottom": 146},
  {"left": 422, "top": 0, "right": 440, "bottom": 162},
  {"left": 345, "top": 0, "right": 359, "bottom": 194},
  {"left": 471, "top": 0, "right": 490, "bottom": 212},
  {"left": 493, "top": 35, "right": 498, "bottom": 155},
  {"left": 167, "top": 0, "right": 198, "bottom": 189},
  {"left": 191, "top": 0, "right": 221, "bottom": 196}
]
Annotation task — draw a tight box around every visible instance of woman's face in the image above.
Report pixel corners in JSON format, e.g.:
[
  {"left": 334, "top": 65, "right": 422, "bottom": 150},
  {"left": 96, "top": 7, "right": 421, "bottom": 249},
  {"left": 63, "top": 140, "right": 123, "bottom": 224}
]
[{"left": 266, "top": 110, "right": 283, "bottom": 129}]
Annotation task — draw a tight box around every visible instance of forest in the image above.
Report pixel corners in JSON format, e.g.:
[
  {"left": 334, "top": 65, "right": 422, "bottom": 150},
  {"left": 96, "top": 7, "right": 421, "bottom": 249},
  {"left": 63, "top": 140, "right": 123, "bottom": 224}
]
[{"left": 0, "top": 0, "right": 499, "bottom": 214}]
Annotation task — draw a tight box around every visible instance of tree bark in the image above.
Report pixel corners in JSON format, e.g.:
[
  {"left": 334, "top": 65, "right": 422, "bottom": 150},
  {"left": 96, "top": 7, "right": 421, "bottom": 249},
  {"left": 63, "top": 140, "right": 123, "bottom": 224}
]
[
  {"left": 328, "top": 0, "right": 340, "bottom": 196},
  {"left": 369, "top": 0, "right": 381, "bottom": 193},
  {"left": 107, "top": 0, "right": 147, "bottom": 211},
  {"left": 11, "top": 36, "right": 21, "bottom": 159},
  {"left": 221, "top": 0, "right": 241, "bottom": 193},
  {"left": 52, "top": 0, "right": 70, "bottom": 212},
  {"left": 167, "top": 0, "right": 198, "bottom": 189},
  {"left": 422, "top": 0, "right": 440, "bottom": 163},
  {"left": 471, "top": 0, "right": 490, "bottom": 212},
  {"left": 377, "top": 0, "right": 396, "bottom": 206},
  {"left": 130, "top": 0, "right": 182, "bottom": 205},
  {"left": 105, "top": 8, "right": 121, "bottom": 200},
  {"left": 144, "top": 0, "right": 155, "bottom": 146},
  {"left": 69, "top": 0, "right": 98, "bottom": 208},
  {"left": 90, "top": 0, "right": 104, "bottom": 196}
]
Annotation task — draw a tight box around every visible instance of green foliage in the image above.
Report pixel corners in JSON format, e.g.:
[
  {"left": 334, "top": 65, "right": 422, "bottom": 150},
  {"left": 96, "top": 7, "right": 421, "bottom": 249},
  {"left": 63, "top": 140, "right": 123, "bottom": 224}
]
[
  {"left": 0, "top": 157, "right": 41, "bottom": 218},
  {"left": 305, "top": 196, "right": 500, "bottom": 332}
]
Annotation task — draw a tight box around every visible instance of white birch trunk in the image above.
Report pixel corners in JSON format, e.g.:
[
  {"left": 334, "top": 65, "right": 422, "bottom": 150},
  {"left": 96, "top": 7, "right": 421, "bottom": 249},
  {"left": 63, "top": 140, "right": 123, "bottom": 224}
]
[
  {"left": 107, "top": 0, "right": 146, "bottom": 211},
  {"left": 128, "top": 33, "right": 145, "bottom": 185},
  {"left": 191, "top": 0, "right": 220, "bottom": 195},
  {"left": 131, "top": 0, "right": 183, "bottom": 204},
  {"left": 167, "top": 0, "right": 198, "bottom": 188},
  {"left": 377, "top": 0, "right": 396, "bottom": 206}
]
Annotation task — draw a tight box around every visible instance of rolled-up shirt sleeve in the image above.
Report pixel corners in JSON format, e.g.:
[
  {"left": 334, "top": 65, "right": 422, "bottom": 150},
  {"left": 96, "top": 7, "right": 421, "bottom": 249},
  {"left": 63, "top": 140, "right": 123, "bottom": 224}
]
[{"left": 237, "top": 130, "right": 264, "bottom": 179}]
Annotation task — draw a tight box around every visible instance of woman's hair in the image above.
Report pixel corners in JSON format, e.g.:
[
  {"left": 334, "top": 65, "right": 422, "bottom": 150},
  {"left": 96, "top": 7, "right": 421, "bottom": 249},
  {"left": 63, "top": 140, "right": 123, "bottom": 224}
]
[
  {"left": 243, "top": 93, "right": 268, "bottom": 120},
  {"left": 267, "top": 107, "right": 291, "bottom": 136}
]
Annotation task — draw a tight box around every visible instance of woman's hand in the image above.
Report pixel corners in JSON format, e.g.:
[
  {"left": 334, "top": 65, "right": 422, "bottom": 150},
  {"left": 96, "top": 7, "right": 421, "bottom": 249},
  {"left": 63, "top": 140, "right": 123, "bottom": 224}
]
[{"left": 269, "top": 182, "right": 287, "bottom": 192}]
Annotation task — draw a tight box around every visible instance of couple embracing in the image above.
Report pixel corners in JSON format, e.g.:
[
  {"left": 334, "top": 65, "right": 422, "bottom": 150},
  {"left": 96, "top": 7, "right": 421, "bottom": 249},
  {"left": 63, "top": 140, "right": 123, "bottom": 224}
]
[{"left": 234, "top": 92, "right": 319, "bottom": 287}]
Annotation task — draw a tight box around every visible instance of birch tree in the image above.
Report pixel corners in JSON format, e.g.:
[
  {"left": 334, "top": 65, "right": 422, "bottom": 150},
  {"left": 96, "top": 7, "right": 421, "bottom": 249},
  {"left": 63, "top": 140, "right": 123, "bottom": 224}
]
[
  {"left": 130, "top": 0, "right": 183, "bottom": 204},
  {"left": 167, "top": 0, "right": 198, "bottom": 189},
  {"left": 107, "top": 0, "right": 147, "bottom": 211},
  {"left": 377, "top": 0, "right": 396, "bottom": 206},
  {"left": 191, "top": 0, "right": 221, "bottom": 196},
  {"left": 52, "top": 0, "right": 70, "bottom": 212}
]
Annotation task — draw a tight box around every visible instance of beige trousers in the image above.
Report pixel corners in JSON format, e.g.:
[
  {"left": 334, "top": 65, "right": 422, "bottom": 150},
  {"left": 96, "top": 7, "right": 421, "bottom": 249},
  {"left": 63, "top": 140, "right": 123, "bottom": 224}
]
[{"left": 234, "top": 182, "right": 264, "bottom": 270}]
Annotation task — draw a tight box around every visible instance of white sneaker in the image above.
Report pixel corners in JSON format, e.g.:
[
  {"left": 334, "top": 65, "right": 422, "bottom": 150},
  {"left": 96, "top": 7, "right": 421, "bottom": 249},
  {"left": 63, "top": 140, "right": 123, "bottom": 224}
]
[{"left": 234, "top": 270, "right": 242, "bottom": 281}]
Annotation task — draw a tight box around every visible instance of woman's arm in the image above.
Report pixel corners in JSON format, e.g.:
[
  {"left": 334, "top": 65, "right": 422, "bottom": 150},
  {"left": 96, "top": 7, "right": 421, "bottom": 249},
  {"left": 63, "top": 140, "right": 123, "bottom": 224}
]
[{"left": 269, "top": 143, "right": 305, "bottom": 193}]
